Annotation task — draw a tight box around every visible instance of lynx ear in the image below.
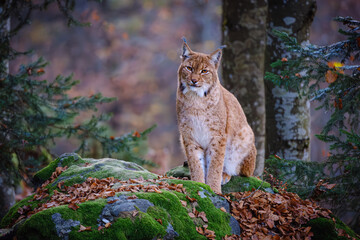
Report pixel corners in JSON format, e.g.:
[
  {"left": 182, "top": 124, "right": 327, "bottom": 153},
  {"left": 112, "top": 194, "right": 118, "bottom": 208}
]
[
  {"left": 209, "top": 49, "right": 222, "bottom": 69},
  {"left": 181, "top": 37, "right": 192, "bottom": 60}
]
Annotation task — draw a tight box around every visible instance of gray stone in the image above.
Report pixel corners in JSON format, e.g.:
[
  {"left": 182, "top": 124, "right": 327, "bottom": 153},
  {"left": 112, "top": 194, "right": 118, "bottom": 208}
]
[
  {"left": 51, "top": 213, "right": 80, "bottom": 240},
  {"left": 98, "top": 195, "right": 154, "bottom": 226},
  {"left": 198, "top": 188, "right": 240, "bottom": 235},
  {"left": 163, "top": 223, "right": 179, "bottom": 240},
  {"left": 199, "top": 189, "right": 230, "bottom": 213},
  {"left": 230, "top": 216, "right": 241, "bottom": 235}
]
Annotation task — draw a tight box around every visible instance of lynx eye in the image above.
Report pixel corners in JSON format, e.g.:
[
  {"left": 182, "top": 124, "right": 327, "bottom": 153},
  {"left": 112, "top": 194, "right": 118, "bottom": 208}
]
[
  {"left": 201, "top": 69, "right": 209, "bottom": 74},
  {"left": 185, "top": 66, "right": 193, "bottom": 72}
]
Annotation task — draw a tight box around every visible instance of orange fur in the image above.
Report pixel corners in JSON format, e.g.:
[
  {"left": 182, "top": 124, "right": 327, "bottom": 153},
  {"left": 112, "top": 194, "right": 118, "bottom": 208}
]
[{"left": 176, "top": 41, "right": 256, "bottom": 193}]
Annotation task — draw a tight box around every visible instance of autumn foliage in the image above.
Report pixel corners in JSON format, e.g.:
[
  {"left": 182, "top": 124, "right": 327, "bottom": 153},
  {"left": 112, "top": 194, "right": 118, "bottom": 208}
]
[{"left": 8, "top": 161, "right": 357, "bottom": 239}]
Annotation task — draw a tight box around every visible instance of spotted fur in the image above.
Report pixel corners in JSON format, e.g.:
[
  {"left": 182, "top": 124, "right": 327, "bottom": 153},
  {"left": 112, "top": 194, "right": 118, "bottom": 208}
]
[{"left": 176, "top": 40, "right": 256, "bottom": 193}]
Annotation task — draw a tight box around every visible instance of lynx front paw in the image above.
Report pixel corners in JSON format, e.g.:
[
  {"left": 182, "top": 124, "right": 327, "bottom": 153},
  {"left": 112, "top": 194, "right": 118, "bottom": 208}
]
[{"left": 221, "top": 172, "right": 231, "bottom": 185}]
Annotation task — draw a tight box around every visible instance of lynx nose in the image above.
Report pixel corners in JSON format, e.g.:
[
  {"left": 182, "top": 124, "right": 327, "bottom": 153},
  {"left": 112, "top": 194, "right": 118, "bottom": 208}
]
[{"left": 191, "top": 79, "right": 198, "bottom": 84}]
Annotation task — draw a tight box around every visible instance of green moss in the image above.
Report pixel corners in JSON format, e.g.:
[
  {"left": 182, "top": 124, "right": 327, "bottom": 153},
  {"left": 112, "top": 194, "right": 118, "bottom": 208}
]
[
  {"left": 166, "top": 165, "right": 190, "bottom": 179},
  {"left": 168, "top": 180, "right": 232, "bottom": 238},
  {"left": 306, "top": 217, "right": 359, "bottom": 240},
  {"left": 146, "top": 206, "right": 170, "bottom": 228},
  {"left": 333, "top": 216, "right": 359, "bottom": 239},
  {"left": 48, "top": 158, "right": 157, "bottom": 188},
  {"left": 17, "top": 208, "right": 60, "bottom": 240},
  {"left": 0, "top": 194, "right": 41, "bottom": 228},
  {"left": 306, "top": 218, "right": 338, "bottom": 240},
  {"left": 33, "top": 154, "right": 84, "bottom": 183},
  {"left": 222, "top": 176, "right": 273, "bottom": 193},
  {"left": 136, "top": 190, "right": 206, "bottom": 240},
  {"left": 138, "top": 180, "right": 232, "bottom": 240},
  {"left": 16, "top": 199, "right": 107, "bottom": 240}
]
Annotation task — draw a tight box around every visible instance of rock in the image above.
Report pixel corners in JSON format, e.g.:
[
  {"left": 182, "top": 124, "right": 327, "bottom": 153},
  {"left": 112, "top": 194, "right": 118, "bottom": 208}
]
[
  {"left": 165, "top": 162, "right": 190, "bottom": 179},
  {"left": 166, "top": 163, "right": 276, "bottom": 194},
  {"left": 1, "top": 154, "right": 236, "bottom": 240},
  {"left": 98, "top": 195, "right": 154, "bottom": 223},
  {"left": 1, "top": 156, "right": 358, "bottom": 240},
  {"left": 198, "top": 188, "right": 240, "bottom": 235},
  {"left": 34, "top": 153, "right": 157, "bottom": 188},
  {"left": 52, "top": 213, "right": 80, "bottom": 240},
  {"left": 221, "top": 176, "right": 276, "bottom": 194}
]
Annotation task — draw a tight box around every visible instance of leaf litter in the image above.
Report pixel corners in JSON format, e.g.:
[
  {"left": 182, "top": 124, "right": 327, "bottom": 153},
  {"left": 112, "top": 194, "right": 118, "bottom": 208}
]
[{"left": 11, "top": 166, "right": 357, "bottom": 239}]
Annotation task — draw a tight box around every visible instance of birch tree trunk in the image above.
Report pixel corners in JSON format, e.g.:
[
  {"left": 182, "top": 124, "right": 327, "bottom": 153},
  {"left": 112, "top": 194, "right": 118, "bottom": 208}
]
[
  {"left": 222, "top": 0, "right": 267, "bottom": 176},
  {"left": 0, "top": 2, "right": 15, "bottom": 219},
  {"left": 265, "top": 0, "right": 316, "bottom": 161}
]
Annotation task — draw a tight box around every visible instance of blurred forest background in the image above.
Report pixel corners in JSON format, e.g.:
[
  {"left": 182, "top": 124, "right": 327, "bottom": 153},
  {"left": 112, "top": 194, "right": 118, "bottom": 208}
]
[
  {"left": 3, "top": 0, "right": 360, "bottom": 232},
  {"left": 10, "top": 0, "right": 359, "bottom": 172}
]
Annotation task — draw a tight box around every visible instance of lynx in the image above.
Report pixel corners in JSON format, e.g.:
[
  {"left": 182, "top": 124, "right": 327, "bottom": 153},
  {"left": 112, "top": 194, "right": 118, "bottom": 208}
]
[{"left": 176, "top": 38, "right": 256, "bottom": 193}]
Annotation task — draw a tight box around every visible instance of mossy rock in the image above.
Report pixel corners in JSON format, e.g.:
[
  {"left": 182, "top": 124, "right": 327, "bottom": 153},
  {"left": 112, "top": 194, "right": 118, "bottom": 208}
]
[
  {"left": 1, "top": 154, "right": 238, "bottom": 240},
  {"left": 166, "top": 164, "right": 276, "bottom": 194},
  {"left": 165, "top": 163, "right": 190, "bottom": 179},
  {"left": 306, "top": 217, "right": 359, "bottom": 240},
  {"left": 2, "top": 155, "right": 358, "bottom": 240},
  {"left": 34, "top": 153, "right": 157, "bottom": 188}
]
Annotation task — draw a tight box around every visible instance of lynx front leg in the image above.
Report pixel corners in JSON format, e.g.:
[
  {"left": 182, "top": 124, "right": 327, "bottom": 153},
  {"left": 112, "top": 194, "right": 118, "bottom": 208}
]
[
  {"left": 206, "top": 138, "right": 226, "bottom": 194},
  {"left": 184, "top": 143, "right": 206, "bottom": 184}
]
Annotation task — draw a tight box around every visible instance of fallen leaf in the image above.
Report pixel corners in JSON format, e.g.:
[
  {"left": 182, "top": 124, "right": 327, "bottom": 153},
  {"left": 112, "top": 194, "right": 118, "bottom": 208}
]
[
  {"left": 186, "top": 195, "right": 197, "bottom": 202},
  {"left": 127, "top": 195, "right": 138, "bottom": 200},
  {"left": 266, "top": 219, "right": 274, "bottom": 228},
  {"left": 132, "top": 210, "right": 138, "bottom": 217},
  {"left": 198, "top": 212, "right": 208, "bottom": 223},
  {"left": 68, "top": 203, "right": 79, "bottom": 211},
  {"left": 220, "top": 207, "right": 227, "bottom": 213},
  {"left": 78, "top": 225, "right": 91, "bottom": 232},
  {"left": 180, "top": 200, "right": 187, "bottom": 207}
]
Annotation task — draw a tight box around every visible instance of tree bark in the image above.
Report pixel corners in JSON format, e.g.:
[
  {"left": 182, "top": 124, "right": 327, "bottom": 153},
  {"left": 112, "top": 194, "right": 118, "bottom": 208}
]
[
  {"left": 265, "top": 0, "right": 316, "bottom": 161},
  {"left": 0, "top": 2, "right": 15, "bottom": 219},
  {"left": 222, "top": 0, "right": 267, "bottom": 175}
]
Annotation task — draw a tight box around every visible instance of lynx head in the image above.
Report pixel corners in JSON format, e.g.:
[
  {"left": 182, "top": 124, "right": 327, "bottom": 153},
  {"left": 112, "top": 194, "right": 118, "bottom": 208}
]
[{"left": 178, "top": 38, "right": 223, "bottom": 98}]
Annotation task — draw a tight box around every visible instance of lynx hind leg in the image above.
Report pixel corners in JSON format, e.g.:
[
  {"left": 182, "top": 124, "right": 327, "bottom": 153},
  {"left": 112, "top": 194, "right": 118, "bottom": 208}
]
[
  {"left": 222, "top": 172, "right": 231, "bottom": 185},
  {"left": 239, "top": 144, "right": 256, "bottom": 177}
]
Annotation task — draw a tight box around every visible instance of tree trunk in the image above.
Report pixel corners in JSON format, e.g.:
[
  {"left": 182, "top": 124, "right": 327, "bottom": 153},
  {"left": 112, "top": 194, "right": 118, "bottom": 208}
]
[
  {"left": 0, "top": 2, "right": 15, "bottom": 219},
  {"left": 222, "top": 0, "right": 267, "bottom": 176},
  {"left": 265, "top": 0, "right": 316, "bottom": 161}
]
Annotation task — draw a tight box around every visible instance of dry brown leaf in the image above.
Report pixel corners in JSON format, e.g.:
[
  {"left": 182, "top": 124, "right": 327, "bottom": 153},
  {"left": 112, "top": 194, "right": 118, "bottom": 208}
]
[
  {"left": 78, "top": 225, "right": 91, "bottom": 232},
  {"left": 180, "top": 200, "right": 187, "bottom": 207},
  {"left": 127, "top": 195, "right": 138, "bottom": 200},
  {"left": 198, "top": 212, "right": 208, "bottom": 223},
  {"left": 220, "top": 207, "right": 227, "bottom": 213},
  {"left": 132, "top": 210, "right": 139, "bottom": 217},
  {"left": 196, "top": 226, "right": 204, "bottom": 235},
  {"left": 186, "top": 195, "right": 197, "bottom": 202},
  {"left": 68, "top": 203, "right": 79, "bottom": 211}
]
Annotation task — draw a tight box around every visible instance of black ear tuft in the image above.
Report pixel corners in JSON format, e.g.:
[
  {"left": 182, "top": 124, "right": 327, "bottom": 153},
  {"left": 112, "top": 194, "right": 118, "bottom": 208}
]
[
  {"left": 210, "top": 49, "right": 222, "bottom": 68},
  {"left": 181, "top": 37, "right": 192, "bottom": 60}
]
